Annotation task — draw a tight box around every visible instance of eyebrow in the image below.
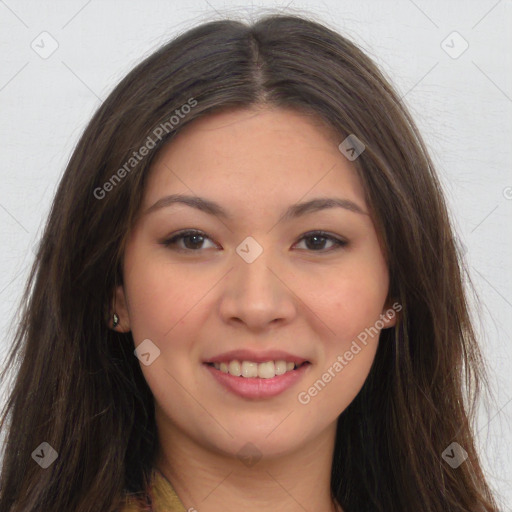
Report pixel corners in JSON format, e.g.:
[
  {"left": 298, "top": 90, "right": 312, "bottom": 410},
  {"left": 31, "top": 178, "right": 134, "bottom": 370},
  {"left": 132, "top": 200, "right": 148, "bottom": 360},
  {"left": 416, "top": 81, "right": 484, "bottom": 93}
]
[{"left": 143, "top": 193, "right": 368, "bottom": 220}]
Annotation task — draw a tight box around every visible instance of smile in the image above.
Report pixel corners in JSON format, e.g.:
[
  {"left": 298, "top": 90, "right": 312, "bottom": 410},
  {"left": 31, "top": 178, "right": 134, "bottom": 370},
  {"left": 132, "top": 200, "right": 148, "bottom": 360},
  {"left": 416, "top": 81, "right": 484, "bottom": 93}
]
[
  {"left": 203, "top": 360, "right": 311, "bottom": 399},
  {"left": 208, "top": 360, "right": 308, "bottom": 379}
]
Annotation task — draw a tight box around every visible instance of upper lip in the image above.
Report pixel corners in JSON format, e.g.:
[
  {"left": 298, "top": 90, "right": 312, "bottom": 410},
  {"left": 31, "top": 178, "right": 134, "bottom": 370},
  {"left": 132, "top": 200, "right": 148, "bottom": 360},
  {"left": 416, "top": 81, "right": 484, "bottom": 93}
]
[{"left": 204, "top": 349, "right": 309, "bottom": 365}]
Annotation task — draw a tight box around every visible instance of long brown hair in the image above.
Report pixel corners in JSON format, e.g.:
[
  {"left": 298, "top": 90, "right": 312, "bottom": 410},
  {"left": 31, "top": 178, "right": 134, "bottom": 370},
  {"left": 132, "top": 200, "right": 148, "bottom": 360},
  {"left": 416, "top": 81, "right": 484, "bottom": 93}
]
[{"left": 0, "top": 12, "right": 500, "bottom": 512}]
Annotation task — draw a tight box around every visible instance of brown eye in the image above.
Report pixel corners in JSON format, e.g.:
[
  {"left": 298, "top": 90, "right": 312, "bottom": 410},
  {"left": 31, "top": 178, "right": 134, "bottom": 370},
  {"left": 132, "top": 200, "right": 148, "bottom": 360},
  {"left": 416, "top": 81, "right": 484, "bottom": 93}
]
[
  {"left": 162, "top": 230, "right": 216, "bottom": 251},
  {"left": 294, "top": 232, "right": 348, "bottom": 252},
  {"left": 161, "top": 230, "right": 347, "bottom": 253}
]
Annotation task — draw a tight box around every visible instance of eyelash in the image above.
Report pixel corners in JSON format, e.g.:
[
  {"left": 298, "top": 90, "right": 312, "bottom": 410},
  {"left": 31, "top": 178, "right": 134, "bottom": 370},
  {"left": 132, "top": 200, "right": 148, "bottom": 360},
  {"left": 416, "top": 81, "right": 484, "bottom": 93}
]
[{"left": 161, "top": 229, "right": 347, "bottom": 253}]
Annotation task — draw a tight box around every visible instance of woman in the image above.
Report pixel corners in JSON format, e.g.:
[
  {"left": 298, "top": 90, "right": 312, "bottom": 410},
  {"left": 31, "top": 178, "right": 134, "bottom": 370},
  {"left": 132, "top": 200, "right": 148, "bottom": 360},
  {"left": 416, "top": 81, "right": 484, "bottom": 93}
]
[{"left": 0, "top": 13, "right": 500, "bottom": 512}]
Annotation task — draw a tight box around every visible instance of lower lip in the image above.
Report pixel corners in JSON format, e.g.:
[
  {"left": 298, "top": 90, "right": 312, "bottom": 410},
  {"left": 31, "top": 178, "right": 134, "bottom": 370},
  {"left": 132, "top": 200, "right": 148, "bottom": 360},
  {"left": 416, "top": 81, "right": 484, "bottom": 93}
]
[{"left": 204, "top": 363, "right": 311, "bottom": 399}]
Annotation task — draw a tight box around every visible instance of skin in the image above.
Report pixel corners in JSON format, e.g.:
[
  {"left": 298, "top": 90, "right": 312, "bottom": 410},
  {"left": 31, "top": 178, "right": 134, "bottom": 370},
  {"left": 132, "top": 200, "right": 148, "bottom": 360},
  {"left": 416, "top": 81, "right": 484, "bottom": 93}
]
[{"left": 112, "top": 106, "right": 397, "bottom": 512}]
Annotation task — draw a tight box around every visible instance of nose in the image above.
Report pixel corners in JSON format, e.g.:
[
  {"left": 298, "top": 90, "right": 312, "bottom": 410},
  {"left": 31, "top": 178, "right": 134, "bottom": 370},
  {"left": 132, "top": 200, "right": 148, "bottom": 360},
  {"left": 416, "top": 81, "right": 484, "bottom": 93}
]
[{"left": 218, "top": 248, "right": 297, "bottom": 331}]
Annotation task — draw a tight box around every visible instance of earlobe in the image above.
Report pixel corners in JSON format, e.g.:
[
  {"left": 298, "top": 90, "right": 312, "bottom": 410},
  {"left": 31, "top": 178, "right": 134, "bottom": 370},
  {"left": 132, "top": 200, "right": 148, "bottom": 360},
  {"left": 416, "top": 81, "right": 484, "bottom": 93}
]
[
  {"left": 381, "top": 300, "right": 401, "bottom": 329},
  {"left": 108, "top": 285, "right": 131, "bottom": 332}
]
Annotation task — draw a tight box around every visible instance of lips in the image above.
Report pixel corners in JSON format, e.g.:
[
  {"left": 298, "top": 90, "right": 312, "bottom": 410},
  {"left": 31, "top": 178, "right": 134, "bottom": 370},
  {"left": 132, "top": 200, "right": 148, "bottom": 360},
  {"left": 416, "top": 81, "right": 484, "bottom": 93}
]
[
  {"left": 204, "top": 349, "right": 309, "bottom": 366},
  {"left": 204, "top": 362, "right": 310, "bottom": 399},
  {"left": 203, "top": 349, "right": 311, "bottom": 399}
]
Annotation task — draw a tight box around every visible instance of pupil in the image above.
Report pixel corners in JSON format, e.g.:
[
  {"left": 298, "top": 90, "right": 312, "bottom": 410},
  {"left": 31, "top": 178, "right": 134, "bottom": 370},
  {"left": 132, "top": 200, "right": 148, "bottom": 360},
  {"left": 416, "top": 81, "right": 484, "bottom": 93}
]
[
  {"left": 307, "top": 235, "right": 325, "bottom": 250},
  {"left": 186, "top": 234, "right": 203, "bottom": 249}
]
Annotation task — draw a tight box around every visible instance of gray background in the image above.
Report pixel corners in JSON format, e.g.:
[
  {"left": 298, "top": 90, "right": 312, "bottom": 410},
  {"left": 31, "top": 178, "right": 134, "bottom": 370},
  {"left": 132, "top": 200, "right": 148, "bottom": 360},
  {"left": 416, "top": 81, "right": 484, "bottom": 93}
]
[{"left": 1, "top": 0, "right": 511, "bottom": 508}]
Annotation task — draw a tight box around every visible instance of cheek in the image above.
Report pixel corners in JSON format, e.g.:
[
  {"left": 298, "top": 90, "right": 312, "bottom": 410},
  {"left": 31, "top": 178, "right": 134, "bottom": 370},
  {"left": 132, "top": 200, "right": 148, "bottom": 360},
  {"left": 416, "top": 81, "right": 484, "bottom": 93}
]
[
  {"left": 123, "top": 246, "right": 208, "bottom": 342},
  {"left": 300, "top": 253, "right": 387, "bottom": 408},
  {"left": 312, "top": 343, "right": 378, "bottom": 418},
  {"left": 303, "top": 288, "right": 383, "bottom": 417},
  {"left": 306, "top": 261, "right": 389, "bottom": 343},
  {"left": 324, "top": 274, "right": 388, "bottom": 409}
]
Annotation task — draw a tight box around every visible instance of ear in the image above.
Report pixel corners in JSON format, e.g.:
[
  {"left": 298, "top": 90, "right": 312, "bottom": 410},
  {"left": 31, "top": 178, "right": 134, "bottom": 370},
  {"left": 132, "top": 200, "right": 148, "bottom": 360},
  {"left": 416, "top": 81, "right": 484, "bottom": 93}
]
[
  {"left": 107, "top": 284, "right": 131, "bottom": 333},
  {"left": 380, "top": 299, "right": 402, "bottom": 329}
]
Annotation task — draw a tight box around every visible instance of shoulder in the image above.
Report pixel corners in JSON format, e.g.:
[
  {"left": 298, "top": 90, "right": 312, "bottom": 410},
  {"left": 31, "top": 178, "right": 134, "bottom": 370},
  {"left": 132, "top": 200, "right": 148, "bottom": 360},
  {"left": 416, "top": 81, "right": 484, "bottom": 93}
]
[
  {"left": 117, "top": 494, "right": 150, "bottom": 512},
  {"left": 118, "top": 468, "right": 187, "bottom": 512},
  {"left": 117, "top": 474, "right": 152, "bottom": 512},
  {"left": 151, "top": 468, "right": 187, "bottom": 512},
  {"left": 117, "top": 500, "right": 146, "bottom": 512}
]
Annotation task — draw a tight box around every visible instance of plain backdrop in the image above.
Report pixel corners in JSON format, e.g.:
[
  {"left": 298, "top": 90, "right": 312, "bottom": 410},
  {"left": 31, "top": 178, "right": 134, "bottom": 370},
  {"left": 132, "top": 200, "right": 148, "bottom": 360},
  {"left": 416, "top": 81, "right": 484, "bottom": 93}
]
[{"left": 1, "top": 0, "right": 511, "bottom": 508}]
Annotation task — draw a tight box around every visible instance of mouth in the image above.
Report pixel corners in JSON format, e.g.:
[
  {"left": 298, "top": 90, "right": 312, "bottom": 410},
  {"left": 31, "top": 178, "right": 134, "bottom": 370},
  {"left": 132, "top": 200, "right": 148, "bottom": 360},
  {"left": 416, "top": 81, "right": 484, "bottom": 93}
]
[
  {"left": 203, "top": 358, "right": 312, "bottom": 399},
  {"left": 204, "top": 360, "right": 310, "bottom": 379}
]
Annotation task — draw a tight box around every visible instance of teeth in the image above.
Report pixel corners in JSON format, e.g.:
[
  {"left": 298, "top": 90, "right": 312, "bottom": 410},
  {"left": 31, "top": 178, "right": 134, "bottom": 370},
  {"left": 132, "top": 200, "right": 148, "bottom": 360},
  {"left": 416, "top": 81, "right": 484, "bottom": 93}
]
[
  {"left": 228, "top": 360, "right": 241, "bottom": 376},
  {"left": 275, "top": 360, "right": 287, "bottom": 375},
  {"left": 211, "top": 359, "right": 301, "bottom": 378},
  {"left": 258, "top": 361, "right": 275, "bottom": 379},
  {"left": 241, "top": 361, "right": 258, "bottom": 378}
]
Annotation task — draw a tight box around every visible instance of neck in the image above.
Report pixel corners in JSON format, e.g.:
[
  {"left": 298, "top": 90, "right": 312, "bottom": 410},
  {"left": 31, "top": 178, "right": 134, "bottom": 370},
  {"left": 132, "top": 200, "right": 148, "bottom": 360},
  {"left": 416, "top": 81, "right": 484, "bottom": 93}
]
[{"left": 154, "top": 415, "right": 342, "bottom": 512}]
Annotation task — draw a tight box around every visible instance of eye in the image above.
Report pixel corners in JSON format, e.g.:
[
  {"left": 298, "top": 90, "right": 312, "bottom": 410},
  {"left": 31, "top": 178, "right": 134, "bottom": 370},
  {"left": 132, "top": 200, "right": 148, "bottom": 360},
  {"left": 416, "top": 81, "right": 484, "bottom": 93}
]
[
  {"left": 162, "top": 230, "right": 217, "bottom": 251},
  {"left": 161, "top": 230, "right": 347, "bottom": 253},
  {"left": 294, "top": 231, "right": 347, "bottom": 252}
]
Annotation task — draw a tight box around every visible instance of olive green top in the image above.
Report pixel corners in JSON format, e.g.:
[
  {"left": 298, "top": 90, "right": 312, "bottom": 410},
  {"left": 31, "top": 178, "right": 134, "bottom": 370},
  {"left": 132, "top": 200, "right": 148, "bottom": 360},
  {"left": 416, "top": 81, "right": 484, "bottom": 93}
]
[{"left": 120, "top": 468, "right": 187, "bottom": 512}]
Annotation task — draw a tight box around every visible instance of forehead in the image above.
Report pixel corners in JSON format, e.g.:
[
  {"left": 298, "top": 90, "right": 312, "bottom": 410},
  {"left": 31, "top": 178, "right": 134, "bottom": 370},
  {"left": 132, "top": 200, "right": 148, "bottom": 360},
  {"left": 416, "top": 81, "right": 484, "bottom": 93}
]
[
  {"left": 143, "top": 107, "right": 366, "bottom": 211},
  {"left": 154, "top": 106, "right": 341, "bottom": 162}
]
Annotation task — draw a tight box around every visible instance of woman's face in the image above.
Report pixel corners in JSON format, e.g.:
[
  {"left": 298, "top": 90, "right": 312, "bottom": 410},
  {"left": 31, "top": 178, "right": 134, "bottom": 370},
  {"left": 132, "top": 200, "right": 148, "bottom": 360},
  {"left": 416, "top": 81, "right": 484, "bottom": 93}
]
[{"left": 115, "top": 106, "right": 396, "bottom": 459}]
